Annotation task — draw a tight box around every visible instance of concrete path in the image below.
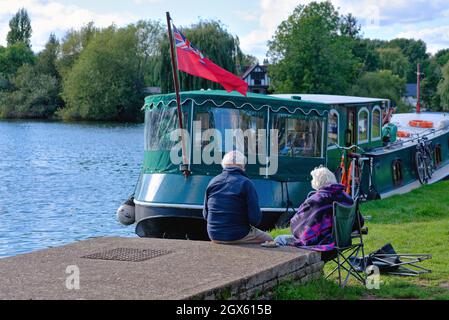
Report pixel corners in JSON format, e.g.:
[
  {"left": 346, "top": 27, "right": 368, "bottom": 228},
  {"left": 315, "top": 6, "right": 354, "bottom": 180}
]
[{"left": 0, "top": 237, "right": 323, "bottom": 300}]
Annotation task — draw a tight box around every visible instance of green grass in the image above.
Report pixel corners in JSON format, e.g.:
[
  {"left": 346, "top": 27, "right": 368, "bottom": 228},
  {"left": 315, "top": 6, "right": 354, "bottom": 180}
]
[{"left": 270, "top": 180, "right": 449, "bottom": 300}]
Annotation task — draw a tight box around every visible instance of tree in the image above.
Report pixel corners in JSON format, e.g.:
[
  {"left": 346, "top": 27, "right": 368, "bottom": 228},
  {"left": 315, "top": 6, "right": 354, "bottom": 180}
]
[
  {"left": 421, "top": 58, "right": 442, "bottom": 110},
  {"left": 7, "top": 8, "right": 32, "bottom": 47},
  {"left": 435, "top": 49, "right": 449, "bottom": 67},
  {"left": 267, "top": 1, "right": 360, "bottom": 94},
  {"left": 60, "top": 25, "right": 145, "bottom": 121},
  {"left": 36, "top": 33, "right": 60, "bottom": 79},
  {"left": 437, "top": 61, "right": 449, "bottom": 111},
  {"left": 57, "top": 22, "right": 98, "bottom": 78},
  {"left": 340, "top": 13, "right": 360, "bottom": 39},
  {"left": 0, "top": 64, "right": 59, "bottom": 119},
  {"left": 351, "top": 70, "right": 406, "bottom": 107},
  {"left": 387, "top": 38, "right": 428, "bottom": 82},
  {"left": 376, "top": 47, "right": 409, "bottom": 79},
  {"left": 0, "top": 42, "right": 35, "bottom": 76},
  {"left": 135, "top": 20, "right": 164, "bottom": 92}
]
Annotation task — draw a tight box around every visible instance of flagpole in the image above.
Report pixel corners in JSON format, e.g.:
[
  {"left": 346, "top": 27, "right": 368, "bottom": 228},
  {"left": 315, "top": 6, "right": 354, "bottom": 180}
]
[{"left": 166, "top": 12, "right": 190, "bottom": 177}]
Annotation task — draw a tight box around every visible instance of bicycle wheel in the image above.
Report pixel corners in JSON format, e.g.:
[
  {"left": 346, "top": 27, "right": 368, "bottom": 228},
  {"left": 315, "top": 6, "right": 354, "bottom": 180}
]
[
  {"left": 424, "top": 147, "right": 435, "bottom": 180},
  {"left": 415, "top": 151, "right": 428, "bottom": 184}
]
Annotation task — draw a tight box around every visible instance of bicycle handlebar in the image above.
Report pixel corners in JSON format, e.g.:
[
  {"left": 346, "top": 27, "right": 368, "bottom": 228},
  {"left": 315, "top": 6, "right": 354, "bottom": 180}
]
[{"left": 331, "top": 144, "right": 366, "bottom": 153}]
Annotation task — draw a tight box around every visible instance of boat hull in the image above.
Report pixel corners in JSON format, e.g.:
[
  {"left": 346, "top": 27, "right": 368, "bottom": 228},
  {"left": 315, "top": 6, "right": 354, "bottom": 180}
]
[{"left": 135, "top": 204, "right": 284, "bottom": 240}]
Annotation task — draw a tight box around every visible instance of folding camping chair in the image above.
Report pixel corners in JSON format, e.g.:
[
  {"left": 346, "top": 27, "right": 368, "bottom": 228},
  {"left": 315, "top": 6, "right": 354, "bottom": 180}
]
[
  {"left": 325, "top": 199, "right": 366, "bottom": 287},
  {"left": 349, "top": 243, "right": 432, "bottom": 276}
]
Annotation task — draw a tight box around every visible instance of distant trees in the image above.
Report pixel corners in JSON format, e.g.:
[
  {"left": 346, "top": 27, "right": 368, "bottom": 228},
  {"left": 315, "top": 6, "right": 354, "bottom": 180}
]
[
  {"left": 0, "top": 10, "right": 250, "bottom": 121},
  {"left": 60, "top": 25, "right": 146, "bottom": 121},
  {"left": 2, "top": 4, "right": 449, "bottom": 120},
  {"left": 0, "top": 64, "right": 59, "bottom": 118},
  {"left": 438, "top": 62, "right": 449, "bottom": 111},
  {"left": 0, "top": 42, "right": 35, "bottom": 76},
  {"left": 267, "top": 1, "right": 360, "bottom": 94},
  {"left": 351, "top": 70, "right": 406, "bottom": 107},
  {"left": 376, "top": 47, "right": 409, "bottom": 79},
  {"left": 7, "top": 8, "right": 32, "bottom": 47},
  {"left": 0, "top": 33, "right": 61, "bottom": 119},
  {"left": 265, "top": 1, "right": 449, "bottom": 112}
]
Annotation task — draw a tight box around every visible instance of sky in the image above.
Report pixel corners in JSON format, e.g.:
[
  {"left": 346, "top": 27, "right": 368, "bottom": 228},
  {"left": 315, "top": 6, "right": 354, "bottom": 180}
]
[{"left": 1, "top": 0, "right": 449, "bottom": 62}]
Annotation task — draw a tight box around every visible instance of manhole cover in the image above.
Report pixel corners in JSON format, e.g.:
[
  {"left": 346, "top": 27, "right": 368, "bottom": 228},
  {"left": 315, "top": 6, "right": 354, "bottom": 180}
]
[{"left": 81, "top": 248, "right": 172, "bottom": 262}]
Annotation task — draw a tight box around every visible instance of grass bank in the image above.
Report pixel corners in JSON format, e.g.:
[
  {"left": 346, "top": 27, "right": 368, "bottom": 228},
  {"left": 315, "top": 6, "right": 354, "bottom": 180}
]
[{"left": 270, "top": 180, "right": 449, "bottom": 300}]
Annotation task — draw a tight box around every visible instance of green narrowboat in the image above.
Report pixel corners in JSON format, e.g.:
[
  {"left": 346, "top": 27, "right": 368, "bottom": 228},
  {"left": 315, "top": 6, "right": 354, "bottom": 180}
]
[{"left": 120, "top": 90, "right": 449, "bottom": 240}]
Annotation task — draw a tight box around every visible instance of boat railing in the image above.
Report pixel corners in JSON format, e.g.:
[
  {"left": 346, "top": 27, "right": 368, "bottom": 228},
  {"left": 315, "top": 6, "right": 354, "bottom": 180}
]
[{"left": 390, "top": 127, "right": 444, "bottom": 147}]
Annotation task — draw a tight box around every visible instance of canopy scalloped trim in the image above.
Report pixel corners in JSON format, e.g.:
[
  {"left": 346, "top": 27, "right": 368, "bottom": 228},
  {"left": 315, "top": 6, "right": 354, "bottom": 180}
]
[{"left": 142, "top": 97, "right": 329, "bottom": 117}]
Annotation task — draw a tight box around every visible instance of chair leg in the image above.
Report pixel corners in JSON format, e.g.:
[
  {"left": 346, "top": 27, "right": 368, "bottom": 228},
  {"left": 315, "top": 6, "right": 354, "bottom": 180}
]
[
  {"left": 325, "top": 261, "right": 340, "bottom": 280},
  {"left": 337, "top": 252, "right": 342, "bottom": 286}
]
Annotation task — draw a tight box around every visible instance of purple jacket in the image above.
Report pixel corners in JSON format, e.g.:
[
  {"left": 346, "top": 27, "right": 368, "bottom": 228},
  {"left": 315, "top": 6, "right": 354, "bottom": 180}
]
[{"left": 290, "top": 184, "right": 358, "bottom": 251}]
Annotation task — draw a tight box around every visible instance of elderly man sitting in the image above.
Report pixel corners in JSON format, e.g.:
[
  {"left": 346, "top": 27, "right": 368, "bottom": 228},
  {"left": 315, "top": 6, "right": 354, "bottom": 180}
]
[
  {"left": 275, "top": 166, "right": 361, "bottom": 257},
  {"left": 203, "top": 150, "right": 273, "bottom": 244}
]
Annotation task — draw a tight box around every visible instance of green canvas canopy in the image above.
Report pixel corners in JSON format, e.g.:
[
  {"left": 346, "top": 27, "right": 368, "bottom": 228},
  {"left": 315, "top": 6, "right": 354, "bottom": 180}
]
[
  {"left": 143, "top": 90, "right": 330, "bottom": 116},
  {"left": 141, "top": 90, "right": 330, "bottom": 182}
]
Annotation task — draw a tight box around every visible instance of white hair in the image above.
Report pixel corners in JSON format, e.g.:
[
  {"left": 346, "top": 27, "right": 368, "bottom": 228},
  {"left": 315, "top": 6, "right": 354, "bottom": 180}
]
[
  {"left": 221, "top": 150, "right": 247, "bottom": 169},
  {"left": 311, "top": 166, "right": 337, "bottom": 190}
]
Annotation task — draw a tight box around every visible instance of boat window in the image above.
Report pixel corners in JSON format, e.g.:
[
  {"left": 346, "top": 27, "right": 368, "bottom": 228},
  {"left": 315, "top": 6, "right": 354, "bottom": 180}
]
[
  {"left": 435, "top": 144, "right": 442, "bottom": 167},
  {"left": 372, "top": 106, "right": 382, "bottom": 141},
  {"left": 358, "top": 108, "right": 369, "bottom": 144},
  {"left": 195, "top": 108, "right": 265, "bottom": 155},
  {"left": 273, "top": 114, "right": 324, "bottom": 158},
  {"left": 346, "top": 108, "right": 356, "bottom": 147},
  {"left": 328, "top": 109, "right": 339, "bottom": 148},
  {"left": 392, "top": 159, "right": 403, "bottom": 186},
  {"left": 144, "top": 107, "right": 188, "bottom": 151}
]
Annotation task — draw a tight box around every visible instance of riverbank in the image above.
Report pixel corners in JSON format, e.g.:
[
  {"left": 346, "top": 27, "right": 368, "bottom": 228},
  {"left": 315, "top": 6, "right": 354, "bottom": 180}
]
[{"left": 270, "top": 180, "right": 449, "bottom": 300}]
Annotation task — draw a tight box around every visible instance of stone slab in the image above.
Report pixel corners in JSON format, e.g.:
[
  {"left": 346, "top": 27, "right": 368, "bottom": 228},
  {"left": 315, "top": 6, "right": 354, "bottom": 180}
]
[{"left": 0, "top": 237, "right": 322, "bottom": 300}]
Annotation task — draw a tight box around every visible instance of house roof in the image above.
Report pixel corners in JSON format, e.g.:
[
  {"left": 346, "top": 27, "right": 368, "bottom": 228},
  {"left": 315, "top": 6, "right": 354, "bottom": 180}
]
[
  {"left": 405, "top": 84, "right": 417, "bottom": 97},
  {"left": 241, "top": 64, "right": 268, "bottom": 80}
]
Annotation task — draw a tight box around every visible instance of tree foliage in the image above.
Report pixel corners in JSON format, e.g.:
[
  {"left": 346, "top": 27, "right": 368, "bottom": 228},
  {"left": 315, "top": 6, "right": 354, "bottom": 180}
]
[
  {"left": 351, "top": 70, "right": 406, "bottom": 107},
  {"left": 0, "top": 42, "right": 35, "bottom": 76},
  {"left": 7, "top": 8, "right": 32, "bottom": 47},
  {"left": 0, "top": 64, "right": 59, "bottom": 118},
  {"left": 376, "top": 47, "right": 409, "bottom": 79},
  {"left": 60, "top": 23, "right": 160, "bottom": 121},
  {"left": 438, "top": 61, "right": 449, "bottom": 111},
  {"left": 267, "top": 1, "right": 360, "bottom": 94},
  {"left": 57, "top": 22, "right": 98, "bottom": 78}
]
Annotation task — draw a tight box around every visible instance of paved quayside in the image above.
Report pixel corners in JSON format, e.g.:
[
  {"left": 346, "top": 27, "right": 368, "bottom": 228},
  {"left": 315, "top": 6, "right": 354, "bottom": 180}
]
[{"left": 0, "top": 237, "right": 323, "bottom": 300}]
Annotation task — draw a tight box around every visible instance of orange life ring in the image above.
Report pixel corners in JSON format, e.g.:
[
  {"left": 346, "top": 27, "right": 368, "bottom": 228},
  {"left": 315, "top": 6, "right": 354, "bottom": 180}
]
[
  {"left": 397, "top": 131, "right": 410, "bottom": 138},
  {"left": 409, "top": 120, "right": 434, "bottom": 128}
]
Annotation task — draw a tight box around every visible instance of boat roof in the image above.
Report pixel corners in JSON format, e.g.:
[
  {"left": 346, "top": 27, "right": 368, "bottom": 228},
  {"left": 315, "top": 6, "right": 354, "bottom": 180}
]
[
  {"left": 143, "top": 90, "right": 330, "bottom": 116},
  {"left": 271, "top": 94, "right": 388, "bottom": 106},
  {"left": 392, "top": 112, "right": 449, "bottom": 134}
]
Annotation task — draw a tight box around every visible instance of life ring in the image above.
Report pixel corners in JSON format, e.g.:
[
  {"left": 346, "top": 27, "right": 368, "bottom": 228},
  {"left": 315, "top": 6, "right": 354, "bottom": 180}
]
[
  {"left": 409, "top": 120, "right": 434, "bottom": 128},
  {"left": 397, "top": 131, "right": 410, "bottom": 138}
]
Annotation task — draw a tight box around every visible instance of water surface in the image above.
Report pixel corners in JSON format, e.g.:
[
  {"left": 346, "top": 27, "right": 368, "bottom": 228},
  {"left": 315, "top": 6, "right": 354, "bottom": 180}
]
[{"left": 0, "top": 121, "right": 143, "bottom": 258}]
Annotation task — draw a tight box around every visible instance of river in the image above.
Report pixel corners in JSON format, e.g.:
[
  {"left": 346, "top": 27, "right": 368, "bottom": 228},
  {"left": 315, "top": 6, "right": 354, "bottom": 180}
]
[{"left": 0, "top": 120, "right": 143, "bottom": 258}]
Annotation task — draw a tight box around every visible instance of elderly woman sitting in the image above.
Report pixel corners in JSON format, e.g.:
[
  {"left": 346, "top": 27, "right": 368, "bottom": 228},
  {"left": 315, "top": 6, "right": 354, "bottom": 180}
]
[
  {"left": 203, "top": 150, "right": 273, "bottom": 244},
  {"left": 275, "top": 166, "right": 360, "bottom": 256}
]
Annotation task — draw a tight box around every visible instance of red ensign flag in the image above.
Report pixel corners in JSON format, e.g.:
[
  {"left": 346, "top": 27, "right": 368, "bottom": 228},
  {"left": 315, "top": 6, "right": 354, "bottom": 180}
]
[{"left": 173, "top": 24, "right": 248, "bottom": 96}]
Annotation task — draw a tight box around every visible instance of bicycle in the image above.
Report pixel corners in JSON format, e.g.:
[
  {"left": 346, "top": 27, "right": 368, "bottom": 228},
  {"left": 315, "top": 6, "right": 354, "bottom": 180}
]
[
  {"left": 415, "top": 136, "right": 435, "bottom": 184},
  {"left": 333, "top": 144, "right": 371, "bottom": 201}
]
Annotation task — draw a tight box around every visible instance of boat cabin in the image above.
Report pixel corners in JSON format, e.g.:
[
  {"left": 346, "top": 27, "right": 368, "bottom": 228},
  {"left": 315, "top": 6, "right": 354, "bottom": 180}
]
[{"left": 272, "top": 94, "right": 390, "bottom": 170}]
